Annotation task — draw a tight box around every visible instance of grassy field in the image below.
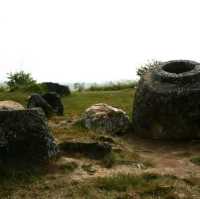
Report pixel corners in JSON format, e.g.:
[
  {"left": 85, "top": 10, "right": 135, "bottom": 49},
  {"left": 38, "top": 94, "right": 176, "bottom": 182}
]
[
  {"left": 0, "top": 88, "right": 200, "bottom": 199},
  {"left": 0, "top": 89, "right": 134, "bottom": 118},
  {"left": 63, "top": 89, "right": 134, "bottom": 118}
]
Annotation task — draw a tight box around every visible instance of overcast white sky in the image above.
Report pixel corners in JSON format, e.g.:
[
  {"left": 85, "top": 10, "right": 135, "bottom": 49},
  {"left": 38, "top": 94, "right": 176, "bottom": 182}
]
[{"left": 0, "top": 0, "right": 200, "bottom": 83}]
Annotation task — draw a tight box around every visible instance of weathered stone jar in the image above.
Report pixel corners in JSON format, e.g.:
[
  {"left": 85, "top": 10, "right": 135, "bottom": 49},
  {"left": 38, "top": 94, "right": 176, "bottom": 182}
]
[{"left": 133, "top": 60, "right": 200, "bottom": 139}]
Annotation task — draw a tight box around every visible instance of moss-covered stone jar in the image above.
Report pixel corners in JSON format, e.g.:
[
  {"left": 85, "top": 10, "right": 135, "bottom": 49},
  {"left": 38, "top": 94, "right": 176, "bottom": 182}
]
[{"left": 133, "top": 60, "right": 200, "bottom": 139}]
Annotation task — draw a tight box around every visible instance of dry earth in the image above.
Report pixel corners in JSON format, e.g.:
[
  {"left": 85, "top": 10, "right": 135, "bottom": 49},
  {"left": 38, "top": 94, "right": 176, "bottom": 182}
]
[{"left": 1, "top": 115, "right": 200, "bottom": 199}]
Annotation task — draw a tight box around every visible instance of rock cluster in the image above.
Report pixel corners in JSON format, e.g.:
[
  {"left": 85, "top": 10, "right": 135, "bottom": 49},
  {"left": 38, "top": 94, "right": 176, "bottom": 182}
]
[
  {"left": 133, "top": 60, "right": 200, "bottom": 139},
  {"left": 0, "top": 107, "right": 58, "bottom": 162},
  {"left": 42, "top": 82, "right": 70, "bottom": 96},
  {"left": 82, "top": 103, "right": 130, "bottom": 135},
  {"left": 27, "top": 92, "right": 64, "bottom": 117}
]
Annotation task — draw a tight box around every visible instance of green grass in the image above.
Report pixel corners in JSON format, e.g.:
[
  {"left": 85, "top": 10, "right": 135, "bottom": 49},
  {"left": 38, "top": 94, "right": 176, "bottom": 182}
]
[
  {"left": 76, "top": 173, "right": 195, "bottom": 199},
  {"left": 190, "top": 156, "right": 200, "bottom": 166},
  {"left": 63, "top": 89, "right": 134, "bottom": 118},
  {"left": 0, "top": 163, "right": 48, "bottom": 198},
  {"left": 0, "top": 88, "right": 199, "bottom": 198},
  {"left": 59, "top": 161, "right": 78, "bottom": 173},
  {"left": 0, "top": 89, "right": 134, "bottom": 119},
  {"left": 94, "top": 173, "right": 171, "bottom": 192},
  {"left": 0, "top": 90, "right": 29, "bottom": 106}
]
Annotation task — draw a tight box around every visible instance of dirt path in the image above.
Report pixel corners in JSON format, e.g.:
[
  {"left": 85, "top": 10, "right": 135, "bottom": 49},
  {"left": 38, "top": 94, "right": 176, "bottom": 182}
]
[
  {"left": 127, "top": 136, "right": 200, "bottom": 178},
  {"left": 50, "top": 118, "right": 200, "bottom": 181},
  {"left": 52, "top": 137, "right": 200, "bottom": 182}
]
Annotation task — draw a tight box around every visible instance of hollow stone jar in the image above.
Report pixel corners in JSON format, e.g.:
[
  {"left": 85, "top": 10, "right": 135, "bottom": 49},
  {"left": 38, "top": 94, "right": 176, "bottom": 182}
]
[{"left": 133, "top": 60, "right": 200, "bottom": 139}]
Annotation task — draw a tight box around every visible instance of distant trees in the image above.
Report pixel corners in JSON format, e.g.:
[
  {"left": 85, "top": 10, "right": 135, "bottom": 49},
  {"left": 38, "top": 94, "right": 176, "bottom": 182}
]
[
  {"left": 87, "top": 81, "right": 137, "bottom": 91},
  {"left": 74, "top": 83, "right": 85, "bottom": 92}
]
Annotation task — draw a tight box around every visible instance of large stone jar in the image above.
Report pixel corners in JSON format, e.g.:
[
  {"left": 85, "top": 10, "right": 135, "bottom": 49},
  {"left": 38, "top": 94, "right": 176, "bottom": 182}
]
[
  {"left": 0, "top": 108, "right": 58, "bottom": 162},
  {"left": 133, "top": 60, "right": 200, "bottom": 139}
]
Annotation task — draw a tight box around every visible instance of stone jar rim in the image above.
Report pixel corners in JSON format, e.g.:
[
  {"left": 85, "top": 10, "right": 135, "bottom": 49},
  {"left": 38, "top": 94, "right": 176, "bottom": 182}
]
[{"left": 154, "top": 60, "right": 200, "bottom": 84}]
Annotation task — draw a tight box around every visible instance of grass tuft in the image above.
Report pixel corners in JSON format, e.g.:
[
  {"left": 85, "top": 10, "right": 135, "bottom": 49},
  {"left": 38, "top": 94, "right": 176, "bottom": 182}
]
[
  {"left": 190, "top": 156, "right": 200, "bottom": 166},
  {"left": 59, "top": 161, "right": 78, "bottom": 173}
]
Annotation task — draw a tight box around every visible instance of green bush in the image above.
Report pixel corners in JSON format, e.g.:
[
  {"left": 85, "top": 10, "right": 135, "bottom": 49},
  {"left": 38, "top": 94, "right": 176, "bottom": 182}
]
[
  {"left": 137, "top": 60, "right": 162, "bottom": 77},
  {"left": 190, "top": 156, "right": 200, "bottom": 166},
  {"left": 6, "top": 71, "right": 37, "bottom": 91},
  {"left": 5, "top": 71, "right": 46, "bottom": 93},
  {"left": 24, "top": 83, "right": 47, "bottom": 93}
]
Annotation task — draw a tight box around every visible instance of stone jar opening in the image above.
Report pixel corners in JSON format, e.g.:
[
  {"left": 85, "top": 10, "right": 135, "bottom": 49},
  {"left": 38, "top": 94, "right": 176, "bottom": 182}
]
[{"left": 163, "top": 61, "right": 195, "bottom": 74}]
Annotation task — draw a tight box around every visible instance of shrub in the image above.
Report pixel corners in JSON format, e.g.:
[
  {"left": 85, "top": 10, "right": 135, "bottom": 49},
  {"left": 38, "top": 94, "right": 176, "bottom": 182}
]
[
  {"left": 190, "top": 156, "right": 200, "bottom": 166},
  {"left": 24, "top": 83, "right": 47, "bottom": 93},
  {"left": 6, "top": 71, "right": 45, "bottom": 93},
  {"left": 137, "top": 60, "right": 162, "bottom": 77}
]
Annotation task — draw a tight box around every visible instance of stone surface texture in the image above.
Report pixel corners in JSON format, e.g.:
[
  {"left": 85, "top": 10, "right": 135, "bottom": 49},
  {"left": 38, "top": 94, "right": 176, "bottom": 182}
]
[
  {"left": 133, "top": 60, "right": 200, "bottom": 139},
  {"left": 27, "top": 93, "right": 53, "bottom": 117},
  {"left": 0, "top": 108, "right": 58, "bottom": 161},
  {"left": 0, "top": 100, "right": 24, "bottom": 110},
  {"left": 59, "top": 140, "right": 112, "bottom": 159},
  {"left": 27, "top": 93, "right": 64, "bottom": 117},
  {"left": 82, "top": 103, "right": 130, "bottom": 135},
  {"left": 42, "top": 82, "right": 71, "bottom": 96},
  {"left": 42, "top": 92, "right": 64, "bottom": 116}
]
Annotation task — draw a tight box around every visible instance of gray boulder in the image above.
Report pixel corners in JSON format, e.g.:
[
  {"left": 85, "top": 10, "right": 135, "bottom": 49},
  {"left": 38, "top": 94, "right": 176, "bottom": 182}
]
[
  {"left": 27, "top": 93, "right": 53, "bottom": 117},
  {"left": 27, "top": 93, "right": 64, "bottom": 117},
  {"left": 42, "top": 82, "right": 70, "bottom": 96},
  {"left": 42, "top": 92, "right": 64, "bottom": 116},
  {"left": 82, "top": 103, "right": 130, "bottom": 135},
  {"left": 0, "top": 108, "right": 58, "bottom": 162},
  {"left": 133, "top": 60, "right": 200, "bottom": 139}
]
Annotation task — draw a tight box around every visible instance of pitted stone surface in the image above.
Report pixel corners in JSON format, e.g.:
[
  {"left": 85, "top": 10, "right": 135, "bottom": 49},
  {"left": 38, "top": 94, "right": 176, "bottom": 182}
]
[
  {"left": 27, "top": 93, "right": 53, "bottom": 117},
  {"left": 0, "top": 108, "right": 58, "bottom": 162},
  {"left": 82, "top": 103, "right": 130, "bottom": 135},
  {"left": 42, "top": 82, "right": 70, "bottom": 96},
  {"left": 42, "top": 92, "right": 64, "bottom": 116},
  {"left": 0, "top": 100, "right": 24, "bottom": 110},
  {"left": 133, "top": 60, "right": 200, "bottom": 139}
]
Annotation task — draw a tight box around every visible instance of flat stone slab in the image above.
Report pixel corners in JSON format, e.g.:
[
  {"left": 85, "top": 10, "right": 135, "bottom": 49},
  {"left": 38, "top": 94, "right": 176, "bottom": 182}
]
[{"left": 59, "top": 140, "right": 112, "bottom": 159}]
